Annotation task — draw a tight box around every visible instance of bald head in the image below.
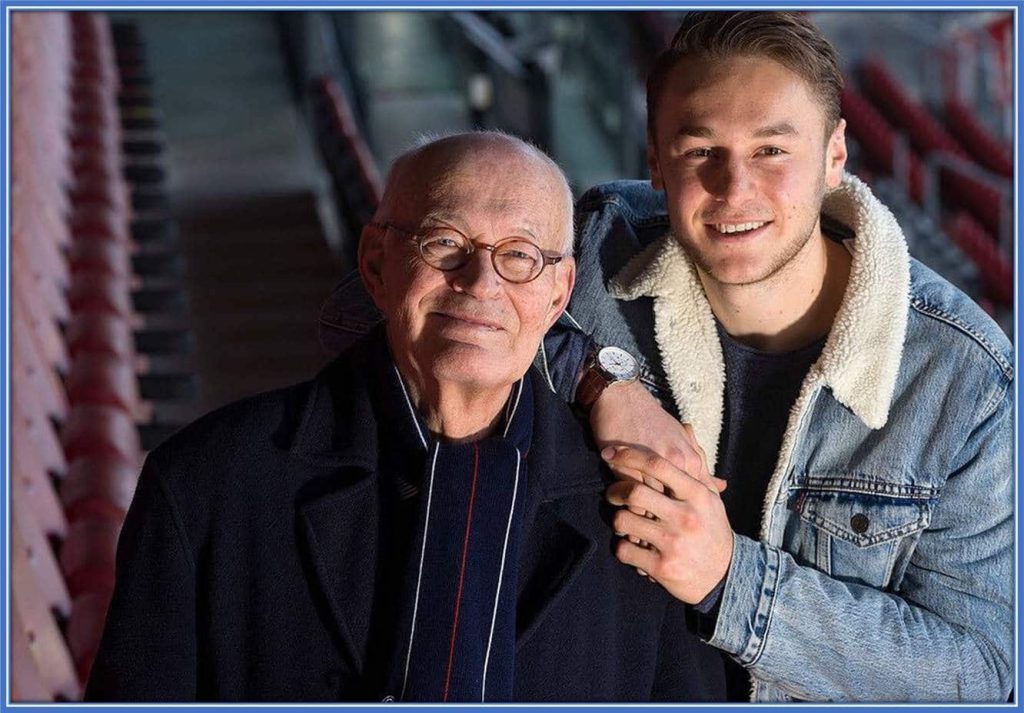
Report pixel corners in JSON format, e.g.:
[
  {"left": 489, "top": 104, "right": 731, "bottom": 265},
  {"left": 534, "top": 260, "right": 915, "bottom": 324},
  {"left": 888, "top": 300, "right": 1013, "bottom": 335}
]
[{"left": 375, "top": 131, "right": 575, "bottom": 254}]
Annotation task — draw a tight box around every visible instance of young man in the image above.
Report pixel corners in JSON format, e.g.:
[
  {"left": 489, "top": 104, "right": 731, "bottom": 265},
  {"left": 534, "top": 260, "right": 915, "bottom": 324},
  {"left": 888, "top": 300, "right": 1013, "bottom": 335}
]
[
  {"left": 85, "top": 132, "right": 725, "bottom": 702},
  {"left": 554, "top": 11, "right": 1013, "bottom": 703}
]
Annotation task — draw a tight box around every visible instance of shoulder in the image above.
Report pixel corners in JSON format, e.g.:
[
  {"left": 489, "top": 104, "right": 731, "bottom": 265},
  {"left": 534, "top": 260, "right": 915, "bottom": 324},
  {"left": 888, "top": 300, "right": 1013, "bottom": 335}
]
[
  {"left": 581, "top": 178, "right": 667, "bottom": 217},
  {"left": 528, "top": 370, "right": 595, "bottom": 456},
  {"left": 577, "top": 180, "right": 669, "bottom": 227},
  {"left": 906, "top": 258, "right": 1013, "bottom": 385},
  {"left": 146, "top": 336, "right": 379, "bottom": 494},
  {"left": 143, "top": 380, "right": 314, "bottom": 493},
  {"left": 527, "top": 369, "right": 610, "bottom": 491}
]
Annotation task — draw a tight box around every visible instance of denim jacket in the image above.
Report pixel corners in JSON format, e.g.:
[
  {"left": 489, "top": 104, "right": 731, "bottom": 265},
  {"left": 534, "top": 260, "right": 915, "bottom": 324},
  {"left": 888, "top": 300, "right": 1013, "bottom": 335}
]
[{"left": 546, "top": 174, "right": 1014, "bottom": 702}]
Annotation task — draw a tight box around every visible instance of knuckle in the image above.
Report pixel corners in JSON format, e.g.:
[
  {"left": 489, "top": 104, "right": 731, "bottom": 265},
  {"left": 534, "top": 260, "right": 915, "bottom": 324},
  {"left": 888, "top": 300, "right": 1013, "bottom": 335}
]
[
  {"left": 679, "top": 508, "right": 699, "bottom": 530},
  {"left": 612, "top": 509, "right": 630, "bottom": 532},
  {"left": 660, "top": 533, "right": 681, "bottom": 558},
  {"left": 624, "top": 486, "right": 645, "bottom": 509}
]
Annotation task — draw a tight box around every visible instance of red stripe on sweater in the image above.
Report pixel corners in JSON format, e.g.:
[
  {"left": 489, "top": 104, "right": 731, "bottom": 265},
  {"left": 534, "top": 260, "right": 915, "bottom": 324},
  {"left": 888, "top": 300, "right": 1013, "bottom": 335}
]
[{"left": 442, "top": 443, "right": 480, "bottom": 701}]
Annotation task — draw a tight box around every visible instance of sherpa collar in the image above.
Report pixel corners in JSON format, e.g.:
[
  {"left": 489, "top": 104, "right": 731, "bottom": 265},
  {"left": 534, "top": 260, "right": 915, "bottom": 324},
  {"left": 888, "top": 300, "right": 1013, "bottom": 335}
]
[{"left": 608, "top": 173, "right": 910, "bottom": 471}]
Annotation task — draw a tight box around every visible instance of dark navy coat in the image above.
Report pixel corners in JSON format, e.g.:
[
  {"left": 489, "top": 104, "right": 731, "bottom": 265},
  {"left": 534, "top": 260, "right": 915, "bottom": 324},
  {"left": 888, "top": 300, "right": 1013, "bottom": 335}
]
[{"left": 85, "top": 334, "right": 726, "bottom": 702}]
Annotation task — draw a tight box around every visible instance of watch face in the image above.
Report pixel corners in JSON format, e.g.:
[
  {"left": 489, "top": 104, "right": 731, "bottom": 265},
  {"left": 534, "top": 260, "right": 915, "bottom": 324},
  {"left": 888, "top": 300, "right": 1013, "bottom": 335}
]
[{"left": 597, "top": 346, "right": 639, "bottom": 381}]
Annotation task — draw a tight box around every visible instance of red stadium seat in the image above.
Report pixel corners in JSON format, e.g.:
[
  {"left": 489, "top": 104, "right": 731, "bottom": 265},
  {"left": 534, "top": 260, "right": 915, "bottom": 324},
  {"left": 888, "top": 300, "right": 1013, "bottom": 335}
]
[
  {"left": 12, "top": 506, "right": 72, "bottom": 619},
  {"left": 68, "top": 272, "right": 135, "bottom": 317},
  {"left": 11, "top": 601, "right": 54, "bottom": 701},
  {"left": 62, "top": 404, "right": 142, "bottom": 466},
  {"left": 66, "top": 312, "right": 135, "bottom": 359},
  {"left": 68, "top": 236, "right": 133, "bottom": 278},
  {"left": 11, "top": 593, "right": 79, "bottom": 701},
  {"left": 66, "top": 352, "right": 143, "bottom": 415},
  {"left": 60, "top": 515, "right": 123, "bottom": 596},
  {"left": 12, "top": 441, "right": 68, "bottom": 538},
  {"left": 12, "top": 306, "right": 69, "bottom": 422},
  {"left": 14, "top": 380, "right": 68, "bottom": 478},
  {"left": 945, "top": 212, "right": 1012, "bottom": 305},
  {"left": 944, "top": 100, "right": 1012, "bottom": 178},
  {"left": 67, "top": 589, "right": 116, "bottom": 685},
  {"left": 62, "top": 456, "right": 139, "bottom": 521}
]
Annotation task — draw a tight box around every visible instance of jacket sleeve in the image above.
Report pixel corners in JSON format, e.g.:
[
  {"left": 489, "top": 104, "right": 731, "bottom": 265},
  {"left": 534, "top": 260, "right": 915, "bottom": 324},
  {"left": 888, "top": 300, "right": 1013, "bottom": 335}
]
[
  {"left": 708, "top": 382, "right": 1014, "bottom": 702},
  {"left": 538, "top": 313, "right": 594, "bottom": 403},
  {"left": 317, "top": 270, "right": 384, "bottom": 356},
  {"left": 84, "top": 456, "right": 198, "bottom": 701}
]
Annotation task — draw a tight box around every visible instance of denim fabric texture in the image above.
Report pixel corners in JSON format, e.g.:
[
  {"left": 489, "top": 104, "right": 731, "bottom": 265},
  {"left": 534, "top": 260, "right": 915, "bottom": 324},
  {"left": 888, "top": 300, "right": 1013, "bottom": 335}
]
[{"left": 550, "top": 176, "right": 1014, "bottom": 702}]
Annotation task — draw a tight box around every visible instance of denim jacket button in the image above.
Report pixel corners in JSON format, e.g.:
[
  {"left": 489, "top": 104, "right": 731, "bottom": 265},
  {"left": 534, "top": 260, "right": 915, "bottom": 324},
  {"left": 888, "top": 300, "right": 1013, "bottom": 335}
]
[{"left": 850, "top": 513, "right": 870, "bottom": 533}]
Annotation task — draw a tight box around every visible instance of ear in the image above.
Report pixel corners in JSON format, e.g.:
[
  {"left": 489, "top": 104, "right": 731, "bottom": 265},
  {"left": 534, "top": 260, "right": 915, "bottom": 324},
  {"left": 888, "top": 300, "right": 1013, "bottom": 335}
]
[
  {"left": 357, "top": 223, "right": 389, "bottom": 311},
  {"left": 542, "top": 257, "right": 576, "bottom": 331},
  {"left": 824, "top": 118, "right": 848, "bottom": 189},
  {"left": 646, "top": 132, "right": 665, "bottom": 191}
]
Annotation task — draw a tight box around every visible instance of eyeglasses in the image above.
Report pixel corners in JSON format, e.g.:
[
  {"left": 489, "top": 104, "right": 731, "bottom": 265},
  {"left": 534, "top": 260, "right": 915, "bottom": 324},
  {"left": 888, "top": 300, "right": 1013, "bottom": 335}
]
[{"left": 370, "top": 221, "right": 566, "bottom": 284}]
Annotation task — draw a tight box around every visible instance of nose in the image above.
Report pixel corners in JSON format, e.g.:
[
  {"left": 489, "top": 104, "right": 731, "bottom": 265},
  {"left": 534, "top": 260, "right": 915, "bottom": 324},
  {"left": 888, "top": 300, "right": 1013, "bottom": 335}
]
[
  {"left": 709, "top": 155, "right": 755, "bottom": 204},
  {"left": 448, "top": 246, "right": 503, "bottom": 299}
]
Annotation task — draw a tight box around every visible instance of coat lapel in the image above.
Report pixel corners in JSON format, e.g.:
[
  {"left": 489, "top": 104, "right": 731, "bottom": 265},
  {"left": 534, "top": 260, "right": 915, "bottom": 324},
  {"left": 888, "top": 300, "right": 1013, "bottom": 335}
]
[
  {"left": 287, "top": 351, "right": 384, "bottom": 677},
  {"left": 296, "top": 464, "right": 378, "bottom": 675},
  {"left": 515, "top": 373, "right": 605, "bottom": 649}
]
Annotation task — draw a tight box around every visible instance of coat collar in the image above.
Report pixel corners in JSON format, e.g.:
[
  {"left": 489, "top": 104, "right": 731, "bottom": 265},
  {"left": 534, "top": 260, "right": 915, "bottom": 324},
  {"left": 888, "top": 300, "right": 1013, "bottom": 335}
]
[
  {"left": 608, "top": 173, "right": 910, "bottom": 470},
  {"left": 286, "top": 333, "right": 604, "bottom": 676}
]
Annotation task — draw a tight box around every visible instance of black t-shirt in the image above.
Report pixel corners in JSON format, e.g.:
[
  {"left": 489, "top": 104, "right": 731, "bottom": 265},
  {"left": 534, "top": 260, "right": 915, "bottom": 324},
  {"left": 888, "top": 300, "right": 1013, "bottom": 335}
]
[{"left": 713, "top": 320, "right": 825, "bottom": 700}]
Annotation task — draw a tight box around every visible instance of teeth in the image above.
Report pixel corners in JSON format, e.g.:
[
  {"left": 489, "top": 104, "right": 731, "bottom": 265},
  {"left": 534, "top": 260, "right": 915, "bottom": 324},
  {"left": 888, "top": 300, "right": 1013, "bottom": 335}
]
[{"left": 714, "top": 221, "right": 766, "bottom": 234}]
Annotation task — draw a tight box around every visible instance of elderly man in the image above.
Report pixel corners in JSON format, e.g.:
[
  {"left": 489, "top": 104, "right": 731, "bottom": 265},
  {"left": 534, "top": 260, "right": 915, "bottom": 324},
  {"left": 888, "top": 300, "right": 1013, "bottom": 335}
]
[{"left": 85, "top": 132, "right": 725, "bottom": 702}]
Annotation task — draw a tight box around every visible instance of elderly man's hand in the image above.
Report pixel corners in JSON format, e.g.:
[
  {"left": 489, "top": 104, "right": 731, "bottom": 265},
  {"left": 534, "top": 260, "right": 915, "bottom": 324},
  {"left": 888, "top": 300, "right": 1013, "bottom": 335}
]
[
  {"left": 590, "top": 380, "right": 726, "bottom": 493},
  {"left": 604, "top": 447, "right": 734, "bottom": 605}
]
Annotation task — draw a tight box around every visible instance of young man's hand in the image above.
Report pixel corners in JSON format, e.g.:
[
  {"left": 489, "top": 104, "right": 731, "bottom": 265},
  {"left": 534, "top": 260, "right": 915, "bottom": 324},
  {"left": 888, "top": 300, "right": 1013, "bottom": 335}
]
[{"left": 603, "top": 446, "right": 734, "bottom": 605}]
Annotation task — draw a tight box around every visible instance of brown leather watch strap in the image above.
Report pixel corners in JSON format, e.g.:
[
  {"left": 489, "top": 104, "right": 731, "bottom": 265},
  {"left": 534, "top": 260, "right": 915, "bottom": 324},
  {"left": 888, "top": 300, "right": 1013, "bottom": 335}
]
[{"left": 574, "top": 361, "right": 610, "bottom": 413}]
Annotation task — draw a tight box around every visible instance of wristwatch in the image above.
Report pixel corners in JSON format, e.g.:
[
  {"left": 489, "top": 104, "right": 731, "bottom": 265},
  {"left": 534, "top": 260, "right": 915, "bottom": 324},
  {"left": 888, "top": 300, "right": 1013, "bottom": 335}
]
[{"left": 574, "top": 345, "right": 640, "bottom": 413}]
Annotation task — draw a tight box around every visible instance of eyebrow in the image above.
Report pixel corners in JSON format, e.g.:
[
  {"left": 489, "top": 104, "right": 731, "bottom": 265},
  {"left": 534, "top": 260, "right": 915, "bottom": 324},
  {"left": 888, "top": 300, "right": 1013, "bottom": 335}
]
[
  {"left": 675, "top": 125, "right": 715, "bottom": 139},
  {"left": 674, "top": 121, "right": 800, "bottom": 140},
  {"left": 753, "top": 121, "right": 799, "bottom": 138}
]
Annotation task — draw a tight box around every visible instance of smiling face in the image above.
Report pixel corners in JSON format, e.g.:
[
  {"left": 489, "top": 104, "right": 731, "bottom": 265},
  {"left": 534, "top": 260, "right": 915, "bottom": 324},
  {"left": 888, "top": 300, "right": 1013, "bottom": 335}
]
[
  {"left": 647, "top": 54, "right": 847, "bottom": 288},
  {"left": 359, "top": 138, "right": 575, "bottom": 396}
]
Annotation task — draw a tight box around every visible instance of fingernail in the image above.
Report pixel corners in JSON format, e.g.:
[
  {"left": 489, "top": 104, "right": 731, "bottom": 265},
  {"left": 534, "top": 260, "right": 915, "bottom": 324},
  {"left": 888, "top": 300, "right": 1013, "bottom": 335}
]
[{"left": 601, "top": 446, "right": 616, "bottom": 460}]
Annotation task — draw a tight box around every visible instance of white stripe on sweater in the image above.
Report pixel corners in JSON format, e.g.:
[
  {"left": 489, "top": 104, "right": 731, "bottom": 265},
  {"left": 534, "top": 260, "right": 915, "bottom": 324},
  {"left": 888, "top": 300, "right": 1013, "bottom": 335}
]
[
  {"left": 480, "top": 448, "right": 521, "bottom": 701},
  {"left": 400, "top": 443, "right": 439, "bottom": 699}
]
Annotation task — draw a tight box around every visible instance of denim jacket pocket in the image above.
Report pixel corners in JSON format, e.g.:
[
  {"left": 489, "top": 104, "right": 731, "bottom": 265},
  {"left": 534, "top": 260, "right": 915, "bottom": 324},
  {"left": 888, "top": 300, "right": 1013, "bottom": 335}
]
[{"left": 789, "top": 487, "right": 935, "bottom": 590}]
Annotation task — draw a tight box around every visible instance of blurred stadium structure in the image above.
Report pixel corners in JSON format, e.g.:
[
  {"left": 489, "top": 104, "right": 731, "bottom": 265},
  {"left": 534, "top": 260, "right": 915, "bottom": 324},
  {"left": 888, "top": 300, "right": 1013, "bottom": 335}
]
[{"left": 8, "top": 9, "right": 1014, "bottom": 700}]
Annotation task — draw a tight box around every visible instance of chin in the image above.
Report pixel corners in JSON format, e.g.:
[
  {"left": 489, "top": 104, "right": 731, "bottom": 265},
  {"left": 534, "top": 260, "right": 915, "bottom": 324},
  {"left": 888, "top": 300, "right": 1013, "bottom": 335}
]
[
  {"left": 430, "top": 346, "right": 517, "bottom": 387},
  {"left": 709, "top": 265, "right": 775, "bottom": 286},
  {"left": 693, "top": 253, "right": 771, "bottom": 286}
]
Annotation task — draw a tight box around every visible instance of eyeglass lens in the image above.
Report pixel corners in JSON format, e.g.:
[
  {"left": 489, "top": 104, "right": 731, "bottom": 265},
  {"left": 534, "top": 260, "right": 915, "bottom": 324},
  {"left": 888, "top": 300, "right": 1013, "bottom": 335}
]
[{"left": 419, "top": 228, "right": 544, "bottom": 282}]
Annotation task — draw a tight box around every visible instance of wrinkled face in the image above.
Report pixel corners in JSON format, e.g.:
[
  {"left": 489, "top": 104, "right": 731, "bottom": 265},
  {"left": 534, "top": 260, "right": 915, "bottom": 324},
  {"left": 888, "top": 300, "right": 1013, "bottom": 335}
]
[
  {"left": 360, "top": 150, "right": 574, "bottom": 394},
  {"left": 647, "top": 55, "right": 847, "bottom": 287}
]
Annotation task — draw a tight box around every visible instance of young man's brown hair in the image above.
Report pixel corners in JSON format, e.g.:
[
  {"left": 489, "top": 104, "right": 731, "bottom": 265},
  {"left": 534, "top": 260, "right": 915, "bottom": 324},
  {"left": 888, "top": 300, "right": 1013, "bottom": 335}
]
[{"left": 646, "top": 11, "right": 843, "bottom": 139}]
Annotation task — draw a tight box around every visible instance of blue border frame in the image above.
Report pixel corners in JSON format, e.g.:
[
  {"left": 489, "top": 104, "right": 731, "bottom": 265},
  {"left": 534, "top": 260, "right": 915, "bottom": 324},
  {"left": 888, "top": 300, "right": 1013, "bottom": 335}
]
[{"left": 0, "top": 2, "right": 1019, "bottom": 711}]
